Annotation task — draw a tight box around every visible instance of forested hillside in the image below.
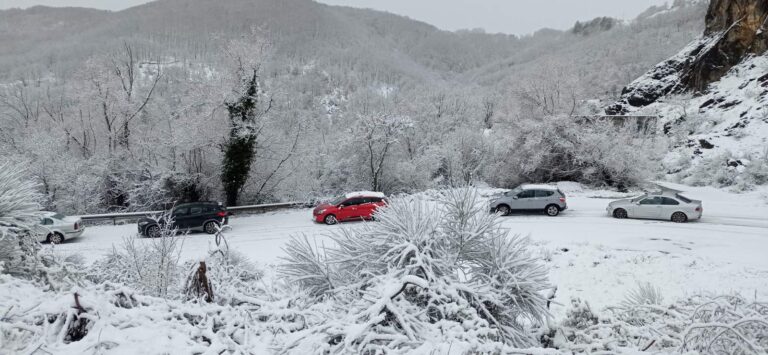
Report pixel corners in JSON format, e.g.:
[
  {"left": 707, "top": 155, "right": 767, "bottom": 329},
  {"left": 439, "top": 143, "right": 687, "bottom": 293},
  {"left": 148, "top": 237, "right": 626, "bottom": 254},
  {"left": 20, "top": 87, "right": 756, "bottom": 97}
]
[{"left": 0, "top": 0, "right": 708, "bottom": 213}]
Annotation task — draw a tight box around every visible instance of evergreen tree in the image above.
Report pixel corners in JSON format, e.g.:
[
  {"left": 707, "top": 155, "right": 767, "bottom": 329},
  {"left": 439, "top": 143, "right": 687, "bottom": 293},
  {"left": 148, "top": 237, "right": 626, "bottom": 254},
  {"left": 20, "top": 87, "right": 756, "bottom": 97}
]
[{"left": 221, "top": 70, "right": 262, "bottom": 206}]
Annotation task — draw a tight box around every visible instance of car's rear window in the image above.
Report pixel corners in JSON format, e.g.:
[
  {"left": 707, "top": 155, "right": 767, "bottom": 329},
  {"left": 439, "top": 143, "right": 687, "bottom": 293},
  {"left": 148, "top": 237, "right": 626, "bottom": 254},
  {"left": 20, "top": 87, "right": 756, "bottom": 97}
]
[
  {"left": 662, "top": 197, "right": 680, "bottom": 205},
  {"left": 676, "top": 194, "right": 692, "bottom": 203},
  {"left": 50, "top": 213, "right": 66, "bottom": 220}
]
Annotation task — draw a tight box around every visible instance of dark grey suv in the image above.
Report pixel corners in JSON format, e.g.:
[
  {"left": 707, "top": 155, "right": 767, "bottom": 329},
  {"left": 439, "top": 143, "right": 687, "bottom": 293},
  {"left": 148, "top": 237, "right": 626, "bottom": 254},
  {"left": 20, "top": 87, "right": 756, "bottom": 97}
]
[
  {"left": 489, "top": 184, "right": 567, "bottom": 216},
  {"left": 138, "top": 202, "right": 229, "bottom": 237}
]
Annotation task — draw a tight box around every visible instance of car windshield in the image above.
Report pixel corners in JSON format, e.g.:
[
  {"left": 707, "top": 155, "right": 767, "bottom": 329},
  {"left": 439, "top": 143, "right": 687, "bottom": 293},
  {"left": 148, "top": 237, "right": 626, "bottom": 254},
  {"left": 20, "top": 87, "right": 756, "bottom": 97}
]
[
  {"left": 329, "top": 196, "right": 346, "bottom": 206},
  {"left": 506, "top": 187, "right": 522, "bottom": 196},
  {"left": 631, "top": 195, "right": 647, "bottom": 202}
]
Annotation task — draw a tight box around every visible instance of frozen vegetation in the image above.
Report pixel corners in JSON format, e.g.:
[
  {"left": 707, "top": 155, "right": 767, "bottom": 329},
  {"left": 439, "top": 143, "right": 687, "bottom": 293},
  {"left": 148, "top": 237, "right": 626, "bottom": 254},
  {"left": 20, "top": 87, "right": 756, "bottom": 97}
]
[
  {"left": 1, "top": 0, "right": 767, "bottom": 353},
  {"left": 0, "top": 0, "right": 711, "bottom": 214},
  {"left": 2, "top": 162, "right": 768, "bottom": 353}
]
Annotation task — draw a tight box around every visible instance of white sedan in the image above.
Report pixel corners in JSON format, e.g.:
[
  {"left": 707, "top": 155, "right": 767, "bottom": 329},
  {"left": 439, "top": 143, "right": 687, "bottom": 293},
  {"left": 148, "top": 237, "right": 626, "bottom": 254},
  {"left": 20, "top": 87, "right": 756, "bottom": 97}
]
[
  {"left": 607, "top": 190, "right": 702, "bottom": 223},
  {"left": 32, "top": 212, "right": 86, "bottom": 244}
]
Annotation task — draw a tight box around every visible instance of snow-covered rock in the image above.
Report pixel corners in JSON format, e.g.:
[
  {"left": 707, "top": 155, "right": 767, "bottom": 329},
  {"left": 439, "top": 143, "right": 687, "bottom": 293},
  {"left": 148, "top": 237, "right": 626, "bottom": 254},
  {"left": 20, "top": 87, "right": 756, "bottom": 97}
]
[{"left": 606, "top": 0, "right": 768, "bottom": 188}]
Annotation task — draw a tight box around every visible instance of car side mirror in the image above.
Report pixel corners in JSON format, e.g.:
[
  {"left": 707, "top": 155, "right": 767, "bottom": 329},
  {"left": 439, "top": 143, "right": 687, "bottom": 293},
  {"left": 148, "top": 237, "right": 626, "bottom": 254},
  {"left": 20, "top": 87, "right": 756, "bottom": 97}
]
[{"left": 513, "top": 196, "right": 519, "bottom": 200}]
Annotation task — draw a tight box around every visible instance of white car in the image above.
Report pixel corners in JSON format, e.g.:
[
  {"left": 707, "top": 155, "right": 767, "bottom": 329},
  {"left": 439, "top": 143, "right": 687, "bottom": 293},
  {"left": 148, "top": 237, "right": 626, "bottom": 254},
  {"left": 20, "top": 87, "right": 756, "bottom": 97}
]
[
  {"left": 606, "top": 187, "right": 702, "bottom": 223},
  {"left": 32, "top": 212, "right": 85, "bottom": 244}
]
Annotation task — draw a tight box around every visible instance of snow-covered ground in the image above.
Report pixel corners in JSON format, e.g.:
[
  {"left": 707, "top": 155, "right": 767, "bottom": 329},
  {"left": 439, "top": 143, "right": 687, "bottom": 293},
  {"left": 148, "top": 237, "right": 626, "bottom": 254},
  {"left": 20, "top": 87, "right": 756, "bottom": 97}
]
[{"left": 52, "top": 183, "right": 768, "bottom": 320}]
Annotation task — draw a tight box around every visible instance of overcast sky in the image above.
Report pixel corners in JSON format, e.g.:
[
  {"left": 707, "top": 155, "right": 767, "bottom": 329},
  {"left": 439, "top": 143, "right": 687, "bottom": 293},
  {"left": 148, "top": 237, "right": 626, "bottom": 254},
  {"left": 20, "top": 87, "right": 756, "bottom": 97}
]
[{"left": 1, "top": 0, "right": 671, "bottom": 35}]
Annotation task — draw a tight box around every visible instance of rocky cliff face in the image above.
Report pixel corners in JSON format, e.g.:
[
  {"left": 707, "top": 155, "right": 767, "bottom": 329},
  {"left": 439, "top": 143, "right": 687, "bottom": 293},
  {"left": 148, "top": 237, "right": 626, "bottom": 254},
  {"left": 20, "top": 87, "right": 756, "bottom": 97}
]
[
  {"left": 690, "top": 0, "right": 768, "bottom": 91},
  {"left": 606, "top": 0, "right": 768, "bottom": 188},
  {"left": 607, "top": 0, "right": 768, "bottom": 114}
]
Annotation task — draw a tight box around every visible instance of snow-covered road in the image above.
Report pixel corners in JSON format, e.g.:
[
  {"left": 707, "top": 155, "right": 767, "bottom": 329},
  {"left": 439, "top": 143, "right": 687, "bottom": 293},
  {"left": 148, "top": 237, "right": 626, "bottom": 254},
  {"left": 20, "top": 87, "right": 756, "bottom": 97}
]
[{"left": 51, "top": 184, "right": 768, "bottom": 318}]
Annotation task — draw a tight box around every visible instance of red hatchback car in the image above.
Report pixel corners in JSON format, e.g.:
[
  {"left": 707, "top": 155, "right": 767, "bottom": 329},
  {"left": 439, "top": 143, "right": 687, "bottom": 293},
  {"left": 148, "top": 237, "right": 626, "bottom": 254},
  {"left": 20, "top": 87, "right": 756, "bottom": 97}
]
[{"left": 313, "top": 192, "right": 388, "bottom": 225}]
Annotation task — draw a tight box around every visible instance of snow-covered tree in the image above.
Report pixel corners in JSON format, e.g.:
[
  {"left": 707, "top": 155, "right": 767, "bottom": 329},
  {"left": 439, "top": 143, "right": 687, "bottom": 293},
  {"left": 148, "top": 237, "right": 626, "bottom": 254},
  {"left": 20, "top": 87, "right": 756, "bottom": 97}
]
[
  {"left": 220, "top": 36, "right": 273, "bottom": 206},
  {"left": 352, "top": 111, "right": 414, "bottom": 192}
]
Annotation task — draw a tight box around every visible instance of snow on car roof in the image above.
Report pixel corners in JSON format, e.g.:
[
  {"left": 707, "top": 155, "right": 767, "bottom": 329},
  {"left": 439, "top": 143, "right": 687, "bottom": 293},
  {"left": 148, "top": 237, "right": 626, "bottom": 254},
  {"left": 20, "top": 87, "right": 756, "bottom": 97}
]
[
  {"left": 520, "top": 184, "right": 559, "bottom": 191},
  {"left": 651, "top": 182, "right": 685, "bottom": 194},
  {"left": 345, "top": 191, "right": 386, "bottom": 199}
]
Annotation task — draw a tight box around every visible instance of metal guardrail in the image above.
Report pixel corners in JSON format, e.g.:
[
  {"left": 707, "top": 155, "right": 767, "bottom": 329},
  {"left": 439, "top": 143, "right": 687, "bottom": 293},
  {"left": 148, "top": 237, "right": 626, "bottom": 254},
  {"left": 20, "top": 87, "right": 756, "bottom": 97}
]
[{"left": 78, "top": 201, "right": 310, "bottom": 225}]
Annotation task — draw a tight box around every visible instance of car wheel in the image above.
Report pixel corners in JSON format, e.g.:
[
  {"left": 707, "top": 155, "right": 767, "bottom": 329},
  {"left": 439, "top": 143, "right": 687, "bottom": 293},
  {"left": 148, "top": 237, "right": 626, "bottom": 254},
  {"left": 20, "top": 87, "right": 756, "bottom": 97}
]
[
  {"left": 47, "top": 232, "right": 64, "bottom": 244},
  {"left": 613, "top": 208, "right": 628, "bottom": 219},
  {"left": 204, "top": 221, "right": 218, "bottom": 234},
  {"left": 324, "top": 214, "right": 338, "bottom": 225},
  {"left": 495, "top": 205, "right": 511, "bottom": 216},
  {"left": 545, "top": 204, "right": 560, "bottom": 217},
  {"left": 146, "top": 225, "right": 161, "bottom": 238},
  {"left": 671, "top": 212, "right": 688, "bottom": 223}
]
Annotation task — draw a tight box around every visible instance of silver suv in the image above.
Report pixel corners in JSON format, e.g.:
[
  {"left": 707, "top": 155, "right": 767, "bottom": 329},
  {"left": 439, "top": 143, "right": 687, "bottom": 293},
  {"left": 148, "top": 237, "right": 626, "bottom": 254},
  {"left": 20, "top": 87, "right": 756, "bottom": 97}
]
[{"left": 490, "top": 184, "right": 567, "bottom": 216}]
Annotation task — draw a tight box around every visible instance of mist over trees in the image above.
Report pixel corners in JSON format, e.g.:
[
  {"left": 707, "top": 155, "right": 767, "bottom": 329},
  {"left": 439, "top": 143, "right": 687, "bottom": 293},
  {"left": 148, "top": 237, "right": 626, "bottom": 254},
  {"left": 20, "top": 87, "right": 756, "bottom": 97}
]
[{"left": 0, "top": 0, "right": 707, "bottom": 213}]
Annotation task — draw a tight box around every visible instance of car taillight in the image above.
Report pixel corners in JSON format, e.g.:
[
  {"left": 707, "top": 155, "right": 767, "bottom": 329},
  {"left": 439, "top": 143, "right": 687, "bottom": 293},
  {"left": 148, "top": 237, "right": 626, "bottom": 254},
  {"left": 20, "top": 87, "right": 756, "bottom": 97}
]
[
  {"left": 559, "top": 197, "right": 566, "bottom": 203},
  {"left": 695, "top": 207, "right": 701, "bottom": 212},
  {"left": 74, "top": 222, "right": 79, "bottom": 230},
  {"left": 216, "top": 211, "right": 227, "bottom": 218}
]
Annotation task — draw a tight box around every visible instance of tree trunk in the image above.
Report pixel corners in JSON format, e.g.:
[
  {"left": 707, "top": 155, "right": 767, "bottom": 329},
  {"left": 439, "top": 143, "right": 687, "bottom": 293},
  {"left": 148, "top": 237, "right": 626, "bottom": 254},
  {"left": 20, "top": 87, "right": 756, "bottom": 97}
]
[{"left": 222, "top": 135, "right": 255, "bottom": 206}]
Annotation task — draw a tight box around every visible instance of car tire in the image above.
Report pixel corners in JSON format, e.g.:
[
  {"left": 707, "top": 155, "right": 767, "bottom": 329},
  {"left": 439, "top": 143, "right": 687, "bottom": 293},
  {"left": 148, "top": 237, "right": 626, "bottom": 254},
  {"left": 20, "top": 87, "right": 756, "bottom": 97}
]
[
  {"left": 146, "top": 224, "right": 161, "bottom": 238},
  {"left": 47, "top": 232, "right": 64, "bottom": 244},
  {"left": 204, "top": 221, "right": 218, "bottom": 234},
  {"left": 324, "top": 214, "right": 338, "bottom": 225},
  {"left": 613, "top": 208, "right": 628, "bottom": 219},
  {"left": 495, "top": 204, "right": 511, "bottom": 216},
  {"left": 545, "top": 204, "right": 560, "bottom": 217},
  {"left": 671, "top": 212, "right": 688, "bottom": 223}
]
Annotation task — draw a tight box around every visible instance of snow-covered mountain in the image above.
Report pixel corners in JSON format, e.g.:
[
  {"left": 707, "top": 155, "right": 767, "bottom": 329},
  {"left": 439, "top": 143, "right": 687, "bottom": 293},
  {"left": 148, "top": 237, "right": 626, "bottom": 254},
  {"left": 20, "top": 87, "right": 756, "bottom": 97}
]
[
  {"left": 607, "top": 0, "right": 768, "bottom": 188},
  {"left": 1, "top": 0, "right": 705, "bottom": 93}
]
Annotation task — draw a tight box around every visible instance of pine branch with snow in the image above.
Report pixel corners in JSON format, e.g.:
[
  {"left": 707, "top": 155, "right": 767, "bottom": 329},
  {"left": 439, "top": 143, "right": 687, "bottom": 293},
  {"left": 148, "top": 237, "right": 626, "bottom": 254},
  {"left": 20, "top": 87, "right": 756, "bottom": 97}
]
[
  {"left": 0, "top": 161, "right": 42, "bottom": 235},
  {"left": 279, "top": 188, "right": 553, "bottom": 353}
]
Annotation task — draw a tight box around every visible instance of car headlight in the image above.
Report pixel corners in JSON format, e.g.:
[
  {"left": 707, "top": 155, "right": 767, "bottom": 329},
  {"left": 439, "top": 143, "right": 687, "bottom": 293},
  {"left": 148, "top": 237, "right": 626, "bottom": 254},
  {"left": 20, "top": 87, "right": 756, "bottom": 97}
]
[
  {"left": 317, "top": 209, "right": 326, "bottom": 215},
  {"left": 139, "top": 221, "right": 149, "bottom": 226}
]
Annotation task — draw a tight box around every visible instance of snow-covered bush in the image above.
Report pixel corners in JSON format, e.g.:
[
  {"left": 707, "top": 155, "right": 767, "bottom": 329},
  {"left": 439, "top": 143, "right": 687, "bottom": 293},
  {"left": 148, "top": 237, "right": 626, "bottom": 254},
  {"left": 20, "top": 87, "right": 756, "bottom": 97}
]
[
  {"left": 88, "top": 213, "right": 184, "bottom": 298},
  {"left": 678, "top": 149, "right": 768, "bottom": 191},
  {"left": 0, "top": 161, "right": 42, "bottom": 234},
  {"left": 0, "top": 161, "right": 44, "bottom": 277},
  {"left": 680, "top": 295, "right": 768, "bottom": 354},
  {"left": 554, "top": 291, "right": 768, "bottom": 354},
  {"left": 622, "top": 282, "right": 664, "bottom": 307},
  {"left": 182, "top": 224, "right": 272, "bottom": 307},
  {"left": 488, "top": 116, "right": 662, "bottom": 189},
  {"left": 279, "top": 188, "right": 552, "bottom": 353},
  {"left": 743, "top": 147, "right": 768, "bottom": 187},
  {"left": 0, "top": 275, "right": 282, "bottom": 354}
]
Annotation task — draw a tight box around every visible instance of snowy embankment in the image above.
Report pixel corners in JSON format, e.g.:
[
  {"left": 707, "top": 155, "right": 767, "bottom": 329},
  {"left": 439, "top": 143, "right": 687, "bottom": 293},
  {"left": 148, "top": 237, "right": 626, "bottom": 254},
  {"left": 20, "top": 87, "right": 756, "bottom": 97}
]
[{"left": 48, "top": 182, "right": 768, "bottom": 319}]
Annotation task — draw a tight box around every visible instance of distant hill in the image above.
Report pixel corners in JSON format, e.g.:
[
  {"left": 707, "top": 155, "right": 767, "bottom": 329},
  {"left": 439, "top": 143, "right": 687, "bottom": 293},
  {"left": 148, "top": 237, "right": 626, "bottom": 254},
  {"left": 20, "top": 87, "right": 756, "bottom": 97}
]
[{"left": 1, "top": 0, "right": 706, "bottom": 99}]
